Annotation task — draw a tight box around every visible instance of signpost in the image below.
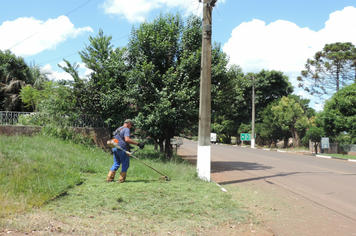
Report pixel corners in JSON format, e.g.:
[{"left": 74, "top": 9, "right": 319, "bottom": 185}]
[
  {"left": 240, "top": 133, "right": 251, "bottom": 141},
  {"left": 240, "top": 133, "right": 257, "bottom": 146},
  {"left": 321, "top": 137, "right": 329, "bottom": 153}
]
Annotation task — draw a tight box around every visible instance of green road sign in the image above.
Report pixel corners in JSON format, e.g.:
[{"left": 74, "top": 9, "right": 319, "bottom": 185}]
[{"left": 240, "top": 133, "right": 251, "bottom": 141}]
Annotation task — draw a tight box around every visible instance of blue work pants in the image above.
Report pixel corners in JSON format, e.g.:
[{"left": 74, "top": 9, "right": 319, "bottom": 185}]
[{"left": 110, "top": 147, "right": 130, "bottom": 172}]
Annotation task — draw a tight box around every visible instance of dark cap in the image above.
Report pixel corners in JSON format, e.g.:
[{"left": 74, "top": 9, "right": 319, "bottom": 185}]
[{"left": 124, "top": 119, "right": 134, "bottom": 125}]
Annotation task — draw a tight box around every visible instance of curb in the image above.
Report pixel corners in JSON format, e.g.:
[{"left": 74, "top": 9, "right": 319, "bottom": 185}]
[
  {"left": 242, "top": 146, "right": 356, "bottom": 162},
  {"left": 316, "top": 155, "right": 331, "bottom": 159},
  {"left": 237, "top": 146, "right": 356, "bottom": 163}
]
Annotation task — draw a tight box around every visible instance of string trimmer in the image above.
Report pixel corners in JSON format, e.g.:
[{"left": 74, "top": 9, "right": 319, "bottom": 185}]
[{"left": 107, "top": 140, "right": 171, "bottom": 181}]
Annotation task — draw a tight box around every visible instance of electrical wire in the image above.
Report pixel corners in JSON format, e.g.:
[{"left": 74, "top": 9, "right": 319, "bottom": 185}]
[{"left": 38, "top": 35, "right": 129, "bottom": 65}]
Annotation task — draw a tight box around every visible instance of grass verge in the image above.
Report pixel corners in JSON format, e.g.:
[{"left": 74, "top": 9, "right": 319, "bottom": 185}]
[
  {"left": 319, "top": 153, "right": 356, "bottom": 160},
  {"left": 0, "top": 135, "right": 250, "bottom": 235}
]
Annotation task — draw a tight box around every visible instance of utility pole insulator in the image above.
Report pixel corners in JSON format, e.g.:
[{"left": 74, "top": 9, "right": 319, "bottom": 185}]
[{"left": 209, "top": 0, "right": 218, "bottom": 7}]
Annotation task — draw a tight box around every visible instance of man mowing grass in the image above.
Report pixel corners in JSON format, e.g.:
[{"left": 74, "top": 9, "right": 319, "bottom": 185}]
[{"left": 106, "top": 119, "right": 145, "bottom": 183}]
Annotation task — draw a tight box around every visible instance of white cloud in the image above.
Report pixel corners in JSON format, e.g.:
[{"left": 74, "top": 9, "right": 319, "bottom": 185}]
[
  {"left": 223, "top": 6, "right": 356, "bottom": 74},
  {"left": 223, "top": 6, "right": 356, "bottom": 111},
  {"left": 77, "top": 62, "right": 94, "bottom": 78},
  {"left": 314, "top": 103, "right": 324, "bottom": 112},
  {"left": 297, "top": 90, "right": 312, "bottom": 99},
  {"left": 43, "top": 64, "right": 73, "bottom": 81},
  {"left": 100, "top": 0, "right": 226, "bottom": 23},
  {"left": 0, "top": 16, "right": 93, "bottom": 57},
  {"left": 44, "top": 62, "right": 93, "bottom": 81},
  {"left": 223, "top": 19, "right": 319, "bottom": 74}
]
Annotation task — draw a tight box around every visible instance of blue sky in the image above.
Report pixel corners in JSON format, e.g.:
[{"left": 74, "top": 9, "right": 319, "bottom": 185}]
[{"left": 1, "top": 0, "right": 356, "bottom": 111}]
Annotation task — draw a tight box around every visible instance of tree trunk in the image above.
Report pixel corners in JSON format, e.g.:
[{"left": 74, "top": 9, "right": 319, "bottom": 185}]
[
  {"left": 158, "top": 138, "right": 164, "bottom": 153},
  {"left": 164, "top": 138, "right": 173, "bottom": 160},
  {"left": 283, "top": 137, "right": 288, "bottom": 148},
  {"left": 336, "top": 66, "right": 339, "bottom": 92},
  {"left": 314, "top": 143, "right": 318, "bottom": 154},
  {"left": 293, "top": 130, "right": 301, "bottom": 147},
  {"left": 290, "top": 125, "right": 301, "bottom": 148},
  {"left": 154, "top": 140, "right": 158, "bottom": 151},
  {"left": 164, "top": 127, "right": 175, "bottom": 159}
]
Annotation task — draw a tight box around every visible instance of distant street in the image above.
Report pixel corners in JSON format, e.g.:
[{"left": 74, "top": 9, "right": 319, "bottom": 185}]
[{"left": 178, "top": 139, "right": 356, "bottom": 236}]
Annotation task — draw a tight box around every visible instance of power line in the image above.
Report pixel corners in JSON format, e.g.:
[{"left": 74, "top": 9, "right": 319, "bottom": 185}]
[
  {"left": 64, "top": 0, "right": 92, "bottom": 17},
  {"left": 8, "top": 0, "right": 92, "bottom": 51},
  {"left": 38, "top": 35, "right": 129, "bottom": 65},
  {"left": 38, "top": 52, "right": 78, "bottom": 65}
]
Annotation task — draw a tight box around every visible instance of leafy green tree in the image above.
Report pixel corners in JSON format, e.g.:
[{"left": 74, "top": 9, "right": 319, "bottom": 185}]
[
  {"left": 59, "top": 29, "right": 131, "bottom": 124},
  {"left": 302, "top": 126, "right": 325, "bottom": 154},
  {"left": 235, "top": 70, "right": 293, "bottom": 126},
  {"left": 211, "top": 64, "right": 243, "bottom": 143},
  {"left": 257, "top": 100, "right": 289, "bottom": 148},
  {"left": 20, "top": 82, "right": 53, "bottom": 111},
  {"left": 321, "top": 83, "right": 356, "bottom": 143},
  {"left": 20, "top": 85, "right": 41, "bottom": 110},
  {"left": 271, "top": 96, "right": 310, "bottom": 147},
  {"left": 127, "top": 13, "right": 204, "bottom": 157},
  {"left": 229, "top": 70, "right": 294, "bottom": 145},
  {"left": 298, "top": 42, "right": 356, "bottom": 99}
]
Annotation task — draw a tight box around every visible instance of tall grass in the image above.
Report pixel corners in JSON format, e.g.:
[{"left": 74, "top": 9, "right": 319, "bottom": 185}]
[
  {"left": 0, "top": 135, "right": 199, "bottom": 217},
  {"left": 0, "top": 135, "right": 107, "bottom": 217},
  {"left": 0, "top": 135, "right": 250, "bottom": 234}
]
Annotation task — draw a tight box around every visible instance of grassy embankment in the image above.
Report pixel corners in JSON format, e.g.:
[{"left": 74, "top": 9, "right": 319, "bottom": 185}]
[{"left": 0, "top": 135, "right": 251, "bottom": 235}]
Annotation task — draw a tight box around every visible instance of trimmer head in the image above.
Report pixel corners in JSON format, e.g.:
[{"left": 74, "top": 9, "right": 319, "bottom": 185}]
[{"left": 159, "top": 176, "right": 171, "bottom": 181}]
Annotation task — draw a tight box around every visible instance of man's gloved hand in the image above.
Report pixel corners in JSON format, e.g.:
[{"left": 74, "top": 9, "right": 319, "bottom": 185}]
[{"left": 138, "top": 142, "right": 145, "bottom": 149}]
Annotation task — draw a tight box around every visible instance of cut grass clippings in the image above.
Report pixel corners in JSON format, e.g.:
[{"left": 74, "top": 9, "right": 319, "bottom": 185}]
[{"left": 0, "top": 135, "right": 250, "bottom": 235}]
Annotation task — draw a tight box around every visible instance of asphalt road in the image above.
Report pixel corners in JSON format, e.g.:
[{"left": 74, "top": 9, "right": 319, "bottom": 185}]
[{"left": 178, "top": 139, "right": 356, "bottom": 235}]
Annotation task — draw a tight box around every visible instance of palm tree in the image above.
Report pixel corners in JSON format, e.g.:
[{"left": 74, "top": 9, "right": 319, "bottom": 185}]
[
  {"left": 1, "top": 50, "right": 51, "bottom": 111},
  {"left": 26, "top": 62, "right": 52, "bottom": 90},
  {"left": 0, "top": 79, "right": 26, "bottom": 110},
  {"left": 0, "top": 50, "right": 29, "bottom": 111}
]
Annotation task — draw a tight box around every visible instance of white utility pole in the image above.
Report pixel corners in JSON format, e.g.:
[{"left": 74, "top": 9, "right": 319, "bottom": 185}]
[
  {"left": 251, "top": 76, "right": 255, "bottom": 148},
  {"left": 197, "top": 0, "right": 216, "bottom": 181}
]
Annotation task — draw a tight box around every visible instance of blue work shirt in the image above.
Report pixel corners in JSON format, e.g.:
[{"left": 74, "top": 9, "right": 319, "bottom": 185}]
[{"left": 114, "top": 126, "right": 131, "bottom": 150}]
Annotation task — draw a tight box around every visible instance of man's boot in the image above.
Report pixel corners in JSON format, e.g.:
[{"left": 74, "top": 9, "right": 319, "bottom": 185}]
[
  {"left": 106, "top": 170, "right": 116, "bottom": 182},
  {"left": 119, "top": 172, "right": 127, "bottom": 183}
]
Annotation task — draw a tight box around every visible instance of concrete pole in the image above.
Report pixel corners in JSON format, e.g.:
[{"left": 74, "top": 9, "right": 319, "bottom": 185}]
[
  {"left": 251, "top": 76, "right": 255, "bottom": 148},
  {"left": 197, "top": 0, "right": 212, "bottom": 181}
]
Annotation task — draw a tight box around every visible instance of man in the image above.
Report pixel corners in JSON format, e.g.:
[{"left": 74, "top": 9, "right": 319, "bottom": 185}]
[{"left": 106, "top": 119, "right": 145, "bottom": 183}]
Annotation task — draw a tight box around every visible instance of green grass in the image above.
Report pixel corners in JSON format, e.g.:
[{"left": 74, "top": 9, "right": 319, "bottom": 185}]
[
  {"left": 0, "top": 135, "right": 250, "bottom": 235},
  {"left": 320, "top": 153, "right": 356, "bottom": 160}
]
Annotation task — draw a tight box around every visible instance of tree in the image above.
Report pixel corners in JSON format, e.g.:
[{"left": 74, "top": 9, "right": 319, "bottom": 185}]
[
  {"left": 0, "top": 50, "right": 29, "bottom": 111},
  {"left": 321, "top": 83, "right": 356, "bottom": 143},
  {"left": 59, "top": 29, "right": 132, "bottom": 124},
  {"left": 257, "top": 100, "right": 289, "bottom": 148},
  {"left": 127, "top": 13, "right": 202, "bottom": 157},
  {"left": 302, "top": 126, "right": 325, "bottom": 154},
  {"left": 298, "top": 42, "right": 356, "bottom": 100},
  {"left": 19, "top": 82, "right": 81, "bottom": 127},
  {"left": 0, "top": 51, "right": 51, "bottom": 111},
  {"left": 20, "top": 82, "right": 53, "bottom": 111},
  {"left": 231, "top": 70, "right": 294, "bottom": 142},
  {"left": 211, "top": 64, "right": 243, "bottom": 143},
  {"left": 26, "top": 63, "right": 51, "bottom": 90},
  {"left": 271, "top": 96, "right": 310, "bottom": 147}
]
